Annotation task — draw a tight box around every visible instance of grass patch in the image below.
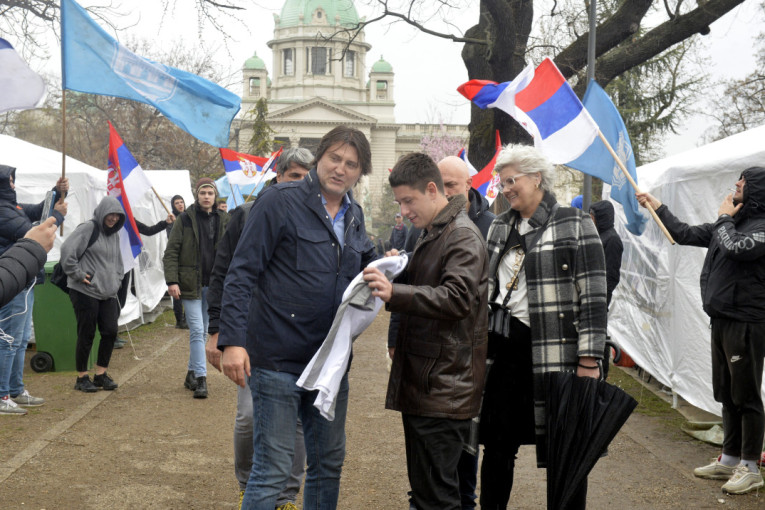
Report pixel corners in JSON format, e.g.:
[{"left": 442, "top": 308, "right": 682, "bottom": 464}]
[
  {"left": 608, "top": 366, "right": 687, "bottom": 434},
  {"left": 120, "top": 310, "right": 176, "bottom": 339}
]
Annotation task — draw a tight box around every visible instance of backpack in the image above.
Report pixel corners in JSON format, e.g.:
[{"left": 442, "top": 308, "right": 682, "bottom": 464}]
[{"left": 50, "top": 219, "right": 100, "bottom": 294}]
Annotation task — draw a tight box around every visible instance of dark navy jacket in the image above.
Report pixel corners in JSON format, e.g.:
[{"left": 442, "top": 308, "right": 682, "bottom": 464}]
[
  {"left": 217, "top": 169, "right": 377, "bottom": 375},
  {"left": 589, "top": 200, "right": 623, "bottom": 306}
]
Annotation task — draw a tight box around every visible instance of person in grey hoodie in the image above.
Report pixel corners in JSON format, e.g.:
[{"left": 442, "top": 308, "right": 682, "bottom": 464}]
[{"left": 60, "top": 197, "right": 125, "bottom": 393}]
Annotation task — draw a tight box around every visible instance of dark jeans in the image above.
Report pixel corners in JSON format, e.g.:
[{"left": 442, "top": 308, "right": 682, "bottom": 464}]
[
  {"left": 403, "top": 414, "right": 470, "bottom": 510},
  {"left": 69, "top": 289, "right": 119, "bottom": 372},
  {"left": 711, "top": 318, "right": 765, "bottom": 461}
]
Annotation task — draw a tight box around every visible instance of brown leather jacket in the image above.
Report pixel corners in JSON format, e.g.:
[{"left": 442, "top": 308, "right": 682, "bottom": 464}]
[{"left": 385, "top": 194, "right": 489, "bottom": 419}]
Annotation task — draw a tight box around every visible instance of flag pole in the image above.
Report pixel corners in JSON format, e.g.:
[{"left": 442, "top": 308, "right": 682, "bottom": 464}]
[
  {"left": 60, "top": 88, "right": 67, "bottom": 236},
  {"left": 229, "top": 180, "right": 238, "bottom": 208},
  {"left": 596, "top": 130, "right": 675, "bottom": 244},
  {"left": 583, "top": 0, "right": 597, "bottom": 212},
  {"left": 151, "top": 186, "right": 171, "bottom": 215},
  {"left": 244, "top": 170, "right": 270, "bottom": 203}
]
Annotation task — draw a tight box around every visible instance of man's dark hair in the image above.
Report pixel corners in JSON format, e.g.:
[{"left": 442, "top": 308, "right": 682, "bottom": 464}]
[
  {"left": 313, "top": 126, "right": 372, "bottom": 176},
  {"left": 389, "top": 152, "right": 444, "bottom": 194}
]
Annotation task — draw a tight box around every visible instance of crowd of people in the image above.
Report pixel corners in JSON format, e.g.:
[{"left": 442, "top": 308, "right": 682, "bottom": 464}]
[{"left": 0, "top": 124, "right": 763, "bottom": 509}]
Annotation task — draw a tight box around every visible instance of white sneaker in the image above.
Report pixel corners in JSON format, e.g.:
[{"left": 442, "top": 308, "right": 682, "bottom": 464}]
[
  {"left": 11, "top": 389, "right": 44, "bottom": 407},
  {"left": 0, "top": 395, "right": 28, "bottom": 415},
  {"left": 721, "top": 464, "right": 764, "bottom": 495},
  {"left": 694, "top": 458, "right": 737, "bottom": 480}
]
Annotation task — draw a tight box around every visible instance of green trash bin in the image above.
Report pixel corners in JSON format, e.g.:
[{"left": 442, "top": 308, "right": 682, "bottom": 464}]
[{"left": 31, "top": 261, "right": 100, "bottom": 372}]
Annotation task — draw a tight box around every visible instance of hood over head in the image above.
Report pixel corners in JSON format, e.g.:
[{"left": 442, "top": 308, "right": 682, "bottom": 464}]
[
  {"left": 171, "top": 194, "right": 185, "bottom": 215},
  {"left": 589, "top": 200, "right": 615, "bottom": 233},
  {"left": 737, "top": 167, "right": 765, "bottom": 221},
  {"left": 94, "top": 196, "right": 126, "bottom": 236},
  {"left": 468, "top": 187, "right": 490, "bottom": 218},
  {"left": 0, "top": 165, "right": 17, "bottom": 204}
]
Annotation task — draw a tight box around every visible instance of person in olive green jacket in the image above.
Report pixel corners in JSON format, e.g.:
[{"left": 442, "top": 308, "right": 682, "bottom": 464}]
[{"left": 163, "top": 178, "right": 229, "bottom": 398}]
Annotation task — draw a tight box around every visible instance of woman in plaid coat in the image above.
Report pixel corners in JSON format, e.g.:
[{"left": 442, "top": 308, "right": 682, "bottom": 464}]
[{"left": 479, "top": 145, "right": 607, "bottom": 510}]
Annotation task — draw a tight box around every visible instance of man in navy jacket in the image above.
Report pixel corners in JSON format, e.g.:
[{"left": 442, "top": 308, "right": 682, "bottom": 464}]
[{"left": 219, "top": 126, "right": 376, "bottom": 509}]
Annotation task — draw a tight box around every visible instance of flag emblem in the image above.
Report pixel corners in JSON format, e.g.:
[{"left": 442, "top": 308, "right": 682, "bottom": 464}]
[{"left": 112, "top": 44, "right": 177, "bottom": 103}]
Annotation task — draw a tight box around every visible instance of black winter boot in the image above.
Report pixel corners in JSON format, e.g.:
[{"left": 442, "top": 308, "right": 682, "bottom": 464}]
[
  {"left": 184, "top": 370, "right": 197, "bottom": 391},
  {"left": 193, "top": 376, "right": 208, "bottom": 399}
]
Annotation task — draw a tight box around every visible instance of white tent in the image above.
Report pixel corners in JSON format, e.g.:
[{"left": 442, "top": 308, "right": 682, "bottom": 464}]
[
  {"left": 606, "top": 125, "right": 765, "bottom": 416},
  {"left": 0, "top": 134, "right": 193, "bottom": 327}
]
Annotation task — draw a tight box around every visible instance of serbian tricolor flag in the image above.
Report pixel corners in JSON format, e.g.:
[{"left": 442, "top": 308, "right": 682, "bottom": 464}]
[
  {"left": 220, "top": 147, "right": 282, "bottom": 186},
  {"left": 458, "top": 58, "right": 598, "bottom": 164},
  {"left": 107, "top": 122, "right": 153, "bottom": 273},
  {"left": 457, "top": 148, "right": 478, "bottom": 176},
  {"left": 470, "top": 131, "right": 503, "bottom": 204}
]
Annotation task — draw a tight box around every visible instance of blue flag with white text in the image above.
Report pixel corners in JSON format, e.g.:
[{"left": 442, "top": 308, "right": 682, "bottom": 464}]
[
  {"left": 566, "top": 81, "right": 647, "bottom": 235},
  {"left": 60, "top": 0, "right": 240, "bottom": 147}
]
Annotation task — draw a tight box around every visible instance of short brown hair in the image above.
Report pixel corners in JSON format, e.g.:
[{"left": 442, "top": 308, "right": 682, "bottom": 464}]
[
  {"left": 313, "top": 126, "right": 372, "bottom": 176},
  {"left": 389, "top": 153, "right": 444, "bottom": 194}
]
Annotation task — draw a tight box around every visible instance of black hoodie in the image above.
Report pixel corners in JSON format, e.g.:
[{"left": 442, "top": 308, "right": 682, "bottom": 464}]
[
  {"left": 656, "top": 166, "right": 765, "bottom": 321},
  {"left": 589, "top": 200, "right": 623, "bottom": 306}
]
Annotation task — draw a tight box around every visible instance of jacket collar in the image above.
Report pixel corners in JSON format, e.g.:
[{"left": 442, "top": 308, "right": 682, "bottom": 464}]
[
  {"left": 429, "top": 194, "right": 467, "bottom": 230},
  {"left": 496, "top": 191, "right": 558, "bottom": 229}
]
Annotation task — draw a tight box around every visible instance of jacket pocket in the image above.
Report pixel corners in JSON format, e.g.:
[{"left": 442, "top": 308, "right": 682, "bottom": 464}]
[
  {"left": 296, "top": 228, "right": 334, "bottom": 273},
  {"left": 178, "top": 266, "right": 197, "bottom": 294},
  {"left": 404, "top": 341, "right": 442, "bottom": 395}
]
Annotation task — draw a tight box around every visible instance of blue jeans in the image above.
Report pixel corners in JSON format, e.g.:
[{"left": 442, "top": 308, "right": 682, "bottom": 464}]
[
  {"left": 242, "top": 368, "right": 348, "bottom": 510},
  {"left": 0, "top": 287, "right": 34, "bottom": 397},
  {"left": 182, "top": 287, "right": 208, "bottom": 378}
]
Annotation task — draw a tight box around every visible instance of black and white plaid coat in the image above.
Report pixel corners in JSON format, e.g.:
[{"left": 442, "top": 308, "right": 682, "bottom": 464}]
[{"left": 486, "top": 191, "right": 607, "bottom": 466}]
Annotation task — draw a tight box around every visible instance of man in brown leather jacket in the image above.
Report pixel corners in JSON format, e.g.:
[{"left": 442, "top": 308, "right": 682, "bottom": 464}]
[{"left": 363, "top": 152, "right": 488, "bottom": 510}]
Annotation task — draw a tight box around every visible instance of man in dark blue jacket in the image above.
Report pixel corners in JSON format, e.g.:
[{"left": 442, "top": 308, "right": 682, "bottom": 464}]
[
  {"left": 0, "top": 165, "right": 68, "bottom": 415},
  {"left": 637, "top": 167, "right": 765, "bottom": 495},
  {"left": 218, "top": 126, "right": 377, "bottom": 509}
]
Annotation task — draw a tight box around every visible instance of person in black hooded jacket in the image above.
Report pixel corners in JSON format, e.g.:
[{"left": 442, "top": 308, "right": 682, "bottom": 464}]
[
  {"left": 637, "top": 166, "right": 765, "bottom": 495},
  {"left": 589, "top": 201, "right": 623, "bottom": 307}
]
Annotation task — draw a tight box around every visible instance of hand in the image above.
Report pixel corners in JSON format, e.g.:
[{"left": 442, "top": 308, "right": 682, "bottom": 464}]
[
  {"left": 363, "top": 267, "right": 393, "bottom": 302},
  {"left": 82, "top": 274, "right": 92, "bottom": 285},
  {"left": 53, "top": 199, "right": 68, "bottom": 217},
  {"left": 384, "top": 248, "right": 400, "bottom": 257},
  {"left": 206, "top": 333, "right": 221, "bottom": 372},
  {"left": 388, "top": 347, "right": 395, "bottom": 360},
  {"left": 635, "top": 192, "right": 661, "bottom": 210},
  {"left": 221, "top": 345, "right": 251, "bottom": 388},
  {"left": 56, "top": 177, "right": 70, "bottom": 194},
  {"left": 24, "top": 217, "right": 57, "bottom": 252},
  {"left": 718, "top": 194, "right": 743, "bottom": 217},
  {"left": 168, "top": 284, "right": 181, "bottom": 300},
  {"left": 576, "top": 356, "right": 600, "bottom": 379},
  {"left": 166, "top": 213, "right": 176, "bottom": 224}
]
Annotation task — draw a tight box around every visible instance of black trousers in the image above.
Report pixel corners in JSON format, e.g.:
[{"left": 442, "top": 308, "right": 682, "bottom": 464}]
[
  {"left": 403, "top": 413, "right": 471, "bottom": 510},
  {"left": 711, "top": 318, "right": 765, "bottom": 461},
  {"left": 70, "top": 289, "right": 119, "bottom": 372},
  {"left": 172, "top": 297, "right": 184, "bottom": 323}
]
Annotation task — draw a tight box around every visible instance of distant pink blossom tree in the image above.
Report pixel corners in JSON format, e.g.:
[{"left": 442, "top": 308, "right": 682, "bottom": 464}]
[{"left": 419, "top": 123, "right": 466, "bottom": 163}]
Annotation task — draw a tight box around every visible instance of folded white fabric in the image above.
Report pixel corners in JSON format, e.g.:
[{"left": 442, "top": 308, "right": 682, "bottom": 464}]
[{"left": 297, "top": 254, "right": 408, "bottom": 420}]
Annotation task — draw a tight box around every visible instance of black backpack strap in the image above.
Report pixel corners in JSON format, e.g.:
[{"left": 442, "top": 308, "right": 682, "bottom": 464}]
[{"left": 85, "top": 218, "right": 100, "bottom": 251}]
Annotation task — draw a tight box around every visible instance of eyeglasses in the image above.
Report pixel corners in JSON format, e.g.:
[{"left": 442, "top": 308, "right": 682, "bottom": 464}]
[{"left": 496, "top": 173, "right": 531, "bottom": 192}]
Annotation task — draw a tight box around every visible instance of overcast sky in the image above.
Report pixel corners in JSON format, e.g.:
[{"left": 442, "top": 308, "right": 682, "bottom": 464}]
[{"left": 21, "top": 0, "right": 764, "bottom": 159}]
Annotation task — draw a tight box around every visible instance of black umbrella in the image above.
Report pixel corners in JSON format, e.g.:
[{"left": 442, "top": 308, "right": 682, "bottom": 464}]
[{"left": 545, "top": 371, "right": 638, "bottom": 510}]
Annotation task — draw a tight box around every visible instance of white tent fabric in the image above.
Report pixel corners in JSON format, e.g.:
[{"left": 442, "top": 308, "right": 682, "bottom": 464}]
[
  {"left": 0, "top": 134, "right": 193, "bottom": 327},
  {"left": 606, "top": 125, "right": 765, "bottom": 417}
]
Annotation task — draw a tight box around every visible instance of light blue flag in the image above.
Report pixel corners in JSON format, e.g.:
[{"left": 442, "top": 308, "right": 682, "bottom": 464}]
[
  {"left": 60, "top": 0, "right": 240, "bottom": 148},
  {"left": 227, "top": 183, "right": 245, "bottom": 211},
  {"left": 566, "top": 80, "right": 647, "bottom": 236}
]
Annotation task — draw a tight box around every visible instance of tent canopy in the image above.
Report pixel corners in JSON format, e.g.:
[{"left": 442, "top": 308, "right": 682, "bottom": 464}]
[
  {"left": 606, "top": 124, "right": 765, "bottom": 416},
  {"left": 0, "top": 134, "right": 193, "bottom": 326}
]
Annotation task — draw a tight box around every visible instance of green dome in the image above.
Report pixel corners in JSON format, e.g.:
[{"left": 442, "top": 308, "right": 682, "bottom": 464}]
[
  {"left": 279, "top": 0, "right": 360, "bottom": 28},
  {"left": 244, "top": 51, "right": 266, "bottom": 70},
  {"left": 371, "top": 56, "right": 392, "bottom": 73}
]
